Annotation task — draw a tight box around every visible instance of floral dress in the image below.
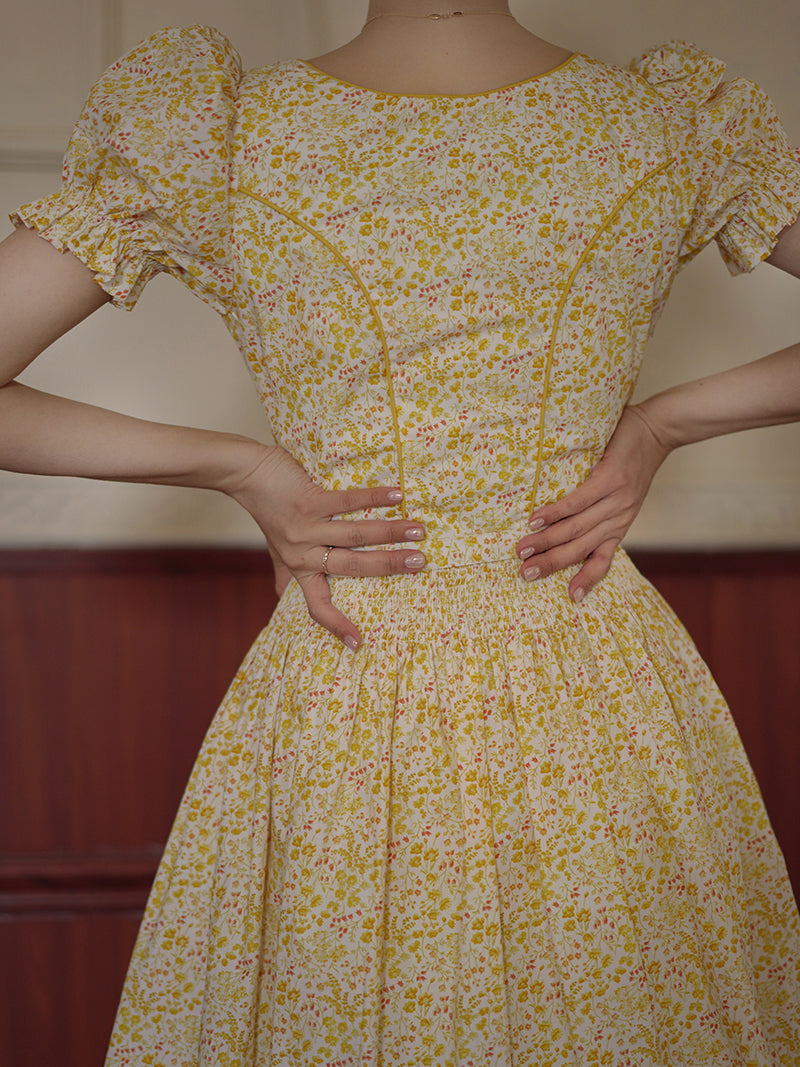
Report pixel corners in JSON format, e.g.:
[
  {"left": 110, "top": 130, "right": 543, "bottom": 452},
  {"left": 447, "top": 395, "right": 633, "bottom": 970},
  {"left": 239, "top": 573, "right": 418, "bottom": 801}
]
[{"left": 13, "top": 25, "right": 800, "bottom": 1067}]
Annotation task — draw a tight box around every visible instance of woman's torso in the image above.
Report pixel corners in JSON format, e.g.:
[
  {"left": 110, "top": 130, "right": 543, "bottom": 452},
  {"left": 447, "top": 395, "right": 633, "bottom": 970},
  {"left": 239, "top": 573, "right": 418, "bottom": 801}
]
[{"left": 226, "top": 54, "right": 683, "bottom": 568}]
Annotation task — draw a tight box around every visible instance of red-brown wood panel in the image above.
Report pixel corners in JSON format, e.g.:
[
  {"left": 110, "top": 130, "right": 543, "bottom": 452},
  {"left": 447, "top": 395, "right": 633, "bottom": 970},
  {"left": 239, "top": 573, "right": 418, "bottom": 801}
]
[
  {"left": 0, "top": 548, "right": 798, "bottom": 1067},
  {"left": 0, "top": 912, "right": 144, "bottom": 1067},
  {"left": 0, "top": 551, "right": 277, "bottom": 857}
]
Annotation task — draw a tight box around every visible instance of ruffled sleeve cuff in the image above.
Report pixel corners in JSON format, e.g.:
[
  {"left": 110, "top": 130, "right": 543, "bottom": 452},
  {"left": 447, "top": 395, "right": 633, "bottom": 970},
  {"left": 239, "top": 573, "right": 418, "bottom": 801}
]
[
  {"left": 631, "top": 41, "right": 800, "bottom": 274},
  {"left": 11, "top": 25, "right": 242, "bottom": 311},
  {"left": 13, "top": 166, "right": 164, "bottom": 310}
]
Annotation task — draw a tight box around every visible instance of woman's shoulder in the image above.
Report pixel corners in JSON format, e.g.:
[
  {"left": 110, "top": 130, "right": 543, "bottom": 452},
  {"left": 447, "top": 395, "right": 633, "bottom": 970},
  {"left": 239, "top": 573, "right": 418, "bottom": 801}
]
[
  {"left": 629, "top": 41, "right": 725, "bottom": 84},
  {"left": 567, "top": 41, "right": 725, "bottom": 110},
  {"left": 67, "top": 25, "right": 243, "bottom": 186},
  {"left": 112, "top": 24, "right": 242, "bottom": 78},
  {"left": 566, "top": 39, "right": 779, "bottom": 150},
  {"left": 124, "top": 26, "right": 310, "bottom": 117},
  {"left": 624, "top": 40, "right": 740, "bottom": 116},
  {"left": 89, "top": 25, "right": 243, "bottom": 119}
]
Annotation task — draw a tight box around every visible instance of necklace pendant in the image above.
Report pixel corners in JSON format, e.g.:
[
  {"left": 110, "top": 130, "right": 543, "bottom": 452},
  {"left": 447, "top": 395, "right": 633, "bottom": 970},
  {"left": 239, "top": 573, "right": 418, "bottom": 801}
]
[{"left": 365, "top": 9, "right": 510, "bottom": 26}]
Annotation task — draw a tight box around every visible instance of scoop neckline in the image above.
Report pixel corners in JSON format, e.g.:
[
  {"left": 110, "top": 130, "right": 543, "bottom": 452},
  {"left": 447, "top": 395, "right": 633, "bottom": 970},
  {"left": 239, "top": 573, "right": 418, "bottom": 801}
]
[{"left": 295, "top": 51, "right": 581, "bottom": 100}]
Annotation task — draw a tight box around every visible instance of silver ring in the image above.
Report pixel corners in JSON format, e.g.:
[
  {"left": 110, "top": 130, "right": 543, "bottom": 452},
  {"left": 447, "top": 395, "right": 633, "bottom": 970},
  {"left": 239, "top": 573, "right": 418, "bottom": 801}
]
[{"left": 321, "top": 546, "right": 334, "bottom": 575}]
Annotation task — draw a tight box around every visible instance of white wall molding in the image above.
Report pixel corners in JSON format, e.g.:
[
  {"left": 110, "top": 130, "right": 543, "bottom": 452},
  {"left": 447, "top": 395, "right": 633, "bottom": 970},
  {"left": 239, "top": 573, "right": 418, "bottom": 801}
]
[{"left": 628, "top": 481, "right": 800, "bottom": 550}]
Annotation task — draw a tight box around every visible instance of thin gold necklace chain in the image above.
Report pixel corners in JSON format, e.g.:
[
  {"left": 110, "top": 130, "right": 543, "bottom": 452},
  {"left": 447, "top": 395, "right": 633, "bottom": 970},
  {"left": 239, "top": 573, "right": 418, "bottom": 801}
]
[{"left": 365, "top": 10, "right": 514, "bottom": 25}]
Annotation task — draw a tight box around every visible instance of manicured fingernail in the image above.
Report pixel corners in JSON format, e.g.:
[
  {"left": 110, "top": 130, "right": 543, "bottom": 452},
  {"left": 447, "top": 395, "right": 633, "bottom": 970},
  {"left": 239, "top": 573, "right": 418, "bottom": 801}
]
[
  {"left": 519, "top": 546, "right": 536, "bottom": 561},
  {"left": 405, "top": 552, "right": 426, "bottom": 571},
  {"left": 405, "top": 525, "right": 425, "bottom": 540},
  {"left": 387, "top": 489, "right": 403, "bottom": 502},
  {"left": 523, "top": 566, "right": 541, "bottom": 581},
  {"left": 529, "top": 517, "right": 545, "bottom": 530},
  {"left": 573, "top": 587, "right": 585, "bottom": 604},
  {"left": 344, "top": 635, "right": 360, "bottom": 651}
]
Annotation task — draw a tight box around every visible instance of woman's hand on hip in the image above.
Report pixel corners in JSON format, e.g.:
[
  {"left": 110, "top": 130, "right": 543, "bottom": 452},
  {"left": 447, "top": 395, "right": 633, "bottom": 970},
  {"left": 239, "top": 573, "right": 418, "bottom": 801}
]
[
  {"left": 224, "top": 444, "right": 425, "bottom": 649},
  {"left": 515, "top": 406, "right": 670, "bottom": 602}
]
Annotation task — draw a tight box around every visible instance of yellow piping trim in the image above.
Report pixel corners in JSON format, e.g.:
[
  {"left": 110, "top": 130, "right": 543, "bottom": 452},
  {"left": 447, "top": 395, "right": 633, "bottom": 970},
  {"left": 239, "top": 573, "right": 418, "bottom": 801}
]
[
  {"left": 235, "top": 186, "right": 407, "bottom": 518},
  {"left": 529, "top": 159, "right": 673, "bottom": 506},
  {"left": 295, "top": 52, "right": 581, "bottom": 101}
]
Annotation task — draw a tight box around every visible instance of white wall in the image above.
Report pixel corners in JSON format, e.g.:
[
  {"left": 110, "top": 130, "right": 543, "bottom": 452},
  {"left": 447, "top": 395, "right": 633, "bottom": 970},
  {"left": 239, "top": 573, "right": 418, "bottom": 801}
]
[{"left": 1, "top": 0, "right": 798, "bottom": 546}]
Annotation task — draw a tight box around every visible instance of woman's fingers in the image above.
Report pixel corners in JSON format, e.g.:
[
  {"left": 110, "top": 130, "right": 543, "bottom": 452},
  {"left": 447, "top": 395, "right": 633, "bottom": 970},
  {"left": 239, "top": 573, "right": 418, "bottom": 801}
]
[
  {"left": 520, "top": 533, "right": 595, "bottom": 582},
  {"left": 299, "top": 547, "right": 427, "bottom": 647},
  {"left": 519, "top": 521, "right": 620, "bottom": 586},
  {"left": 518, "top": 494, "right": 625, "bottom": 560},
  {"left": 321, "top": 517, "right": 425, "bottom": 550},
  {"left": 516, "top": 407, "right": 669, "bottom": 600},
  {"left": 526, "top": 476, "right": 610, "bottom": 533},
  {"left": 230, "top": 456, "right": 427, "bottom": 646},
  {"left": 319, "top": 545, "right": 427, "bottom": 578},
  {"left": 567, "top": 540, "right": 619, "bottom": 603},
  {"left": 297, "top": 572, "right": 363, "bottom": 650},
  {"left": 286, "top": 543, "right": 427, "bottom": 654},
  {"left": 323, "top": 484, "right": 405, "bottom": 516},
  {"left": 278, "top": 520, "right": 427, "bottom": 574}
]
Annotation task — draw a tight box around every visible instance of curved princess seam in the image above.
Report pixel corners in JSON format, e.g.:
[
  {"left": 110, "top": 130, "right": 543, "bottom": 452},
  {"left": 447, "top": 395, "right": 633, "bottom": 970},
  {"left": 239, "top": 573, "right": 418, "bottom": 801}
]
[
  {"left": 235, "top": 186, "right": 408, "bottom": 517},
  {"left": 527, "top": 158, "right": 674, "bottom": 511}
]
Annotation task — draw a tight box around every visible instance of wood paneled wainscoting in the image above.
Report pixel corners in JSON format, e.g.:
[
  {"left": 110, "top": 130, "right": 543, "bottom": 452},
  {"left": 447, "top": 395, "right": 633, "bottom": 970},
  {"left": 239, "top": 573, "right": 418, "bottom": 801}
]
[{"left": 1, "top": 548, "right": 799, "bottom": 1066}]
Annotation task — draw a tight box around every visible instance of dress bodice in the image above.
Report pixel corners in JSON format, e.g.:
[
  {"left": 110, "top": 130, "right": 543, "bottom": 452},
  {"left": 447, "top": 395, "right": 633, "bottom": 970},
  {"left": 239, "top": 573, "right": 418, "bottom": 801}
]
[
  {"left": 230, "top": 54, "right": 676, "bottom": 566},
  {"left": 13, "top": 27, "right": 800, "bottom": 567}
]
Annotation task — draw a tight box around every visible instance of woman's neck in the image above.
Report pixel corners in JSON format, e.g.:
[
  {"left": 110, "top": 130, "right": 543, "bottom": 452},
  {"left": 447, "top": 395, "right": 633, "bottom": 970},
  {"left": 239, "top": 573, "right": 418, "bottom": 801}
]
[{"left": 308, "top": 4, "right": 571, "bottom": 97}]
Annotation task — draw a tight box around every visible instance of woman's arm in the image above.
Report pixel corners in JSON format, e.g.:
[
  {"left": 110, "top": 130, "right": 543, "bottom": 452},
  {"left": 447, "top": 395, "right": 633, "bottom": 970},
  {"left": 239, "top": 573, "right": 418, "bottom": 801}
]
[
  {"left": 515, "top": 217, "right": 800, "bottom": 601},
  {"left": 0, "top": 227, "right": 428, "bottom": 648}
]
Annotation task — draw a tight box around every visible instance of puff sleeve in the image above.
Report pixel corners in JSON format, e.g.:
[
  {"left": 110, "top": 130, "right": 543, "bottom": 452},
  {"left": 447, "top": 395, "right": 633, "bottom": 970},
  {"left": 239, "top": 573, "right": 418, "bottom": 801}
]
[
  {"left": 11, "top": 26, "right": 242, "bottom": 312},
  {"left": 631, "top": 42, "right": 800, "bottom": 274}
]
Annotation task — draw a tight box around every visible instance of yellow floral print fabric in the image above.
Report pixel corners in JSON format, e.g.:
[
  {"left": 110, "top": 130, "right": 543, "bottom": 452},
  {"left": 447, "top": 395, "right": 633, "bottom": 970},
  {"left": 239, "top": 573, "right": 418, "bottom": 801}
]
[{"left": 14, "top": 26, "right": 800, "bottom": 1067}]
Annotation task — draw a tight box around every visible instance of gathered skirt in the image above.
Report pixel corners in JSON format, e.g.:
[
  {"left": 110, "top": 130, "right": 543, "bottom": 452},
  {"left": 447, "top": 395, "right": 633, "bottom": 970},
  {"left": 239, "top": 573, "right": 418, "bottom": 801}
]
[{"left": 105, "top": 550, "right": 800, "bottom": 1066}]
